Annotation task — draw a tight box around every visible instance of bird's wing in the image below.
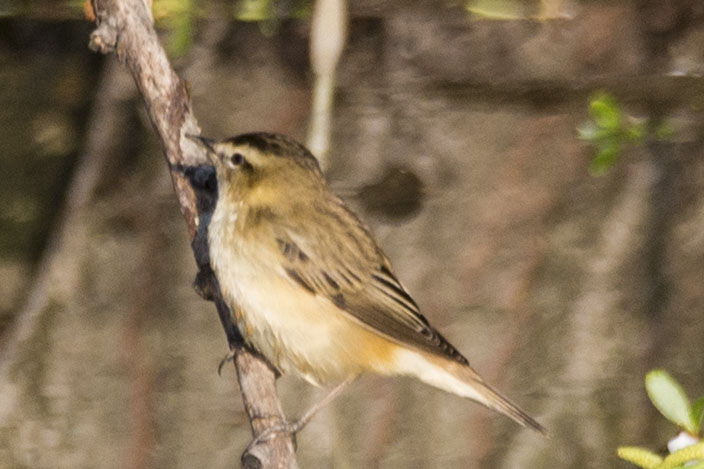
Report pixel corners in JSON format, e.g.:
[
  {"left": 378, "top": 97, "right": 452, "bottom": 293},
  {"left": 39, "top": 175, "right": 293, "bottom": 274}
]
[{"left": 273, "top": 200, "right": 469, "bottom": 366}]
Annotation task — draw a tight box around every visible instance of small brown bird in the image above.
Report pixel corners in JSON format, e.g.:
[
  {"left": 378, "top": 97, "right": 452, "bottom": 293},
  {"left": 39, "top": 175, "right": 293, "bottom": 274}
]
[{"left": 189, "top": 132, "right": 545, "bottom": 435}]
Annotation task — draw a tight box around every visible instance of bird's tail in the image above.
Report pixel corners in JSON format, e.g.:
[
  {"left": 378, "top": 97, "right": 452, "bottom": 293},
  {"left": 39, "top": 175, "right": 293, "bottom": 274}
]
[{"left": 391, "top": 348, "right": 546, "bottom": 435}]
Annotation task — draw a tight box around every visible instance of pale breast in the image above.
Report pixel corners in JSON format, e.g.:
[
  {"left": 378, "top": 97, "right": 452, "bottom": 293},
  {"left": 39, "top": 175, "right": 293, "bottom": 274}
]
[{"left": 208, "top": 204, "right": 397, "bottom": 385}]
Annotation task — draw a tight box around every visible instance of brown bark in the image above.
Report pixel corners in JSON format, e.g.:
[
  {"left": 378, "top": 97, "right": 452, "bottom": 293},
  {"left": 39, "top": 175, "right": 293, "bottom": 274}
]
[{"left": 88, "top": 0, "right": 298, "bottom": 467}]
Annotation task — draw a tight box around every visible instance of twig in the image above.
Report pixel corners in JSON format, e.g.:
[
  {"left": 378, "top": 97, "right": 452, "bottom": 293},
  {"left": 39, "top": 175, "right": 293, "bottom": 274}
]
[{"left": 88, "top": 0, "right": 298, "bottom": 466}]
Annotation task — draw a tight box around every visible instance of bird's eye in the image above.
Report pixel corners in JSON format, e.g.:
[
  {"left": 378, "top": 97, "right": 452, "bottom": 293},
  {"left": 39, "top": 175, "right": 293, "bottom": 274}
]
[{"left": 229, "top": 152, "right": 245, "bottom": 166}]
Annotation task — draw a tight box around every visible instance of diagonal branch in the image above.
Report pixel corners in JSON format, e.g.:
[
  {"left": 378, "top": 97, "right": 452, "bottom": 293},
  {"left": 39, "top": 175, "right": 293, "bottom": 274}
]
[{"left": 88, "top": 0, "right": 298, "bottom": 466}]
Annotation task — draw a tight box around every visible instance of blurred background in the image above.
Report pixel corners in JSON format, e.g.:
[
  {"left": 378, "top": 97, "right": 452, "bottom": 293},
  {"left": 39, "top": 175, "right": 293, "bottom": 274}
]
[{"left": 1, "top": 0, "right": 704, "bottom": 467}]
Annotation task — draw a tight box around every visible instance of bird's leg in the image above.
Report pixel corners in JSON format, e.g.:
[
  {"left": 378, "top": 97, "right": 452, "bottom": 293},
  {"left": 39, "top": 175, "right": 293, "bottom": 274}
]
[
  {"left": 288, "top": 376, "right": 355, "bottom": 433},
  {"left": 244, "top": 376, "right": 355, "bottom": 452}
]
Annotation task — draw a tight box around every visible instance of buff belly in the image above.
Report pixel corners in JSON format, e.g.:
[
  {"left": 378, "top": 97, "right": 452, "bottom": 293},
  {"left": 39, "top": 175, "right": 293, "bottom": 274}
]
[{"left": 209, "top": 232, "right": 396, "bottom": 386}]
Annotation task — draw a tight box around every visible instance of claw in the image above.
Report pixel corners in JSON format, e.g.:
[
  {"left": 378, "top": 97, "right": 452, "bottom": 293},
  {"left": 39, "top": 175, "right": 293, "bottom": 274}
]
[{"left": 218, "top": 349, "right": 236, "bottom": 375}]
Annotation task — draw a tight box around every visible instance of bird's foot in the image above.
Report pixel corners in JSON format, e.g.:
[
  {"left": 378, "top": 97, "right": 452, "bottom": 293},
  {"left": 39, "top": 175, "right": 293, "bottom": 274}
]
[
  {"left": 244, "top": 418, "right": 299, "bottom": 453},
  {"left": 245, "top": 376, "right": 355, "bottom": 452}
]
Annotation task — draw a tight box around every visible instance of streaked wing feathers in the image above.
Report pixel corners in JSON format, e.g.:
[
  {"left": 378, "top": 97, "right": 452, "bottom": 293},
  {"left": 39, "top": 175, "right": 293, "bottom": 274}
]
[{"left": 274, "top": 202, "right": 468, "bottom": 366}]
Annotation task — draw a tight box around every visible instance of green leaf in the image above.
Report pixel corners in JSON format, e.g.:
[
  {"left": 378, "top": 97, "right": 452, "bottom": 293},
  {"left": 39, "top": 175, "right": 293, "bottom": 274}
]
[
  {"left": 465, "top": 0, "right": 528, "bottom": 19},
  {"left": 679, "top": 462, "right": 704, "bottom": 469},
  {"left": 153, "top": 0, "right": 195, "bottom": 56},
  {"left": 236, "top": 0, "right": 276, "bottom": 21},
  {"left": 617, "top": 446, "right": 663, "bottom": 468},
  {"left": 167, "top": 0, "right": 194, "bottom": 57},
  {"left": 590, "top": 94, "right": 622, "bottom": 130},
  {"left": 646, "top": 369, "right": 697, "bottom": 433},
  {"left": 692, "top": 396, "right": 704, "bottom": 434},
  {"left": 660, "top": 442, "right": 704, "bottom": 469},
  {"left": 589, "top": 142, "right": 620, "bottom": 176}
]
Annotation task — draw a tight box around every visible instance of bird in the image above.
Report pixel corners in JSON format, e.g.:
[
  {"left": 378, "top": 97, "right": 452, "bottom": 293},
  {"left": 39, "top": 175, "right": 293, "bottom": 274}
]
[{"left": 187, "top": 131, "right": 545, "bottom": 438}]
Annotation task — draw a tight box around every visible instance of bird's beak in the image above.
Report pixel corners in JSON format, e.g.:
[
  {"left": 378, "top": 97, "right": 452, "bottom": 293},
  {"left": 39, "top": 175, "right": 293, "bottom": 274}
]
[{"left": 187, "top": 134, "right": 218, "bottom": 162}]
